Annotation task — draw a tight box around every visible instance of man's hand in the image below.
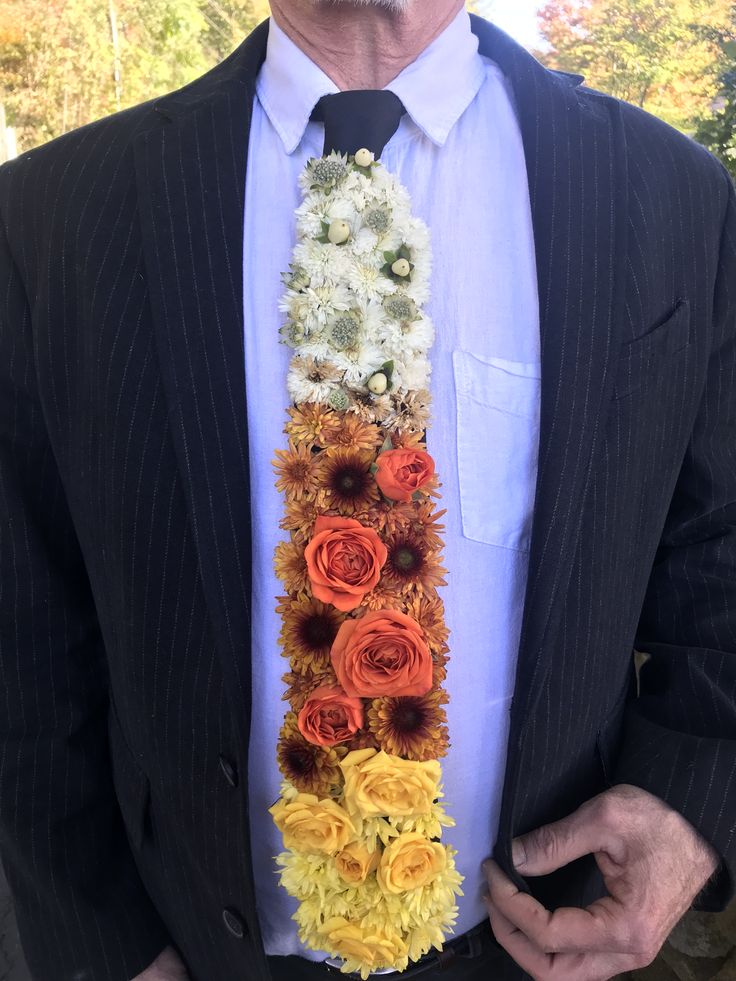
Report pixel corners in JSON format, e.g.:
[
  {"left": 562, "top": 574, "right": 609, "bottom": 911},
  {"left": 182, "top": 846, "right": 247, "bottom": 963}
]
[
  {"left": 131, "top": 945, "right": 191, "bottom": 981},
  {"left": 483, "top": 784, "right": 721, "bottom": 981}
]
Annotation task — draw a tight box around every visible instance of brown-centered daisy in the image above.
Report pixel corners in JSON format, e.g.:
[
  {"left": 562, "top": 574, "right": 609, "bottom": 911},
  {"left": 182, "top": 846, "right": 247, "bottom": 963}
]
[
  {"left": 368, "top": 690, "right": 449, "bottom": 761},
  {"left": 316, "top": 448, "right": 380, "bottom": 515},
  {"left": 277, "top": 595, "right": 345, "bottom": 672},
  {"left": 382, "top": 527, "right": 447, "bottom": 596},
  {"left": 273, "top": 440, "right": 320, "bottom": 502},
  {"left": 277, "top": 712, "right": 344, "bottom": 795}
]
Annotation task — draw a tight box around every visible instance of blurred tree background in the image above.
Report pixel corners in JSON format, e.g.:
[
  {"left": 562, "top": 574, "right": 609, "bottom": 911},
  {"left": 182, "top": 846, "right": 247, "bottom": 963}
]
[
  {"left": 0, "top": 0, "right": 734, "bottom": 177},
  {"left": 537, "top": 0, "right": 736, "bottom": 174}
]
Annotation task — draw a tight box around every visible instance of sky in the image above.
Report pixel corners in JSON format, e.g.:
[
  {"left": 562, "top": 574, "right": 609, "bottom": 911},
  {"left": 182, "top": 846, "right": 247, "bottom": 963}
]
[{"left": 477, "top": 0, "right": 543, "bottom": 50}]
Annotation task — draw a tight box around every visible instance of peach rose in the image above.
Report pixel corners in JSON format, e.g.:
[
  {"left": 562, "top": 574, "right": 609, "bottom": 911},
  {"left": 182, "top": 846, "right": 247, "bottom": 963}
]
[
  {"left": 269, "top": 793, "right": 355, "bottom": 854},
  {"left": 375, "top": 448, "right": 435, "bottom": 502},
  {"left": 304, "top": 516, "right": 387, "bottom": 612},
  {"left": 297, "top": 686, "right": 364, "bottom": 747},
  {"left": 376, "top": 832, "right": 446, "bottom": 894},
  {"left": 334, "top": 841, "right": 380, "bottom": 885},
  {"left": 340, "top": 748, "right": 441, "bottom": 819},
  {"left": 330, "top": 609, "right": 432, "bottom": 698},
  {"left": 319, "top": 917, "right": 408, "bottom": 974}
]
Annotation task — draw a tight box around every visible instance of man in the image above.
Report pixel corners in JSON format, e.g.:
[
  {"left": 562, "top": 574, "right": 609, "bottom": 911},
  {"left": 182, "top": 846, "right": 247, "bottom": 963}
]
[{"left": 0, "top": 0, "right": 734, "bottom": 978}]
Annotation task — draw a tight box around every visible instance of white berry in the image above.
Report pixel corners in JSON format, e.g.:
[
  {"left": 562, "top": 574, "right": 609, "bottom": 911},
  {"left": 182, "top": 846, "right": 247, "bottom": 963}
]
[
  {"left": 354, "top": 148, "right": 374, "bottom": 168},
  {"left": 391, "top": 257, "right": 411, "bottom": 277},
  {"left": 367, "top": 372, "right": 388, "bottom": 395},
  {"left": 328, "top": 219, "right": 351, "bottom": 245}
]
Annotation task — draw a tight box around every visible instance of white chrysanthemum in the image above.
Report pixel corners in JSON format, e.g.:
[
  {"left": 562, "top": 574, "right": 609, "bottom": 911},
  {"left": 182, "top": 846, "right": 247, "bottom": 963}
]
[
  {"left": 399, "top": 314, "right": 435, "bottom": 353},
  {"left": 292, "top": 240, "right": 353, "bottom": 288},
  {"left": 332, "top": 339, "right": 387, "bottom": 387},
  {"left": 346, "top": 257, "right": 396, "bottom": 302},
  {"left": 392, "top": 354, "right": 431, "bottom": 394},
  {"left": 287, "top": 355, "right": 342, "bottom": 404},
  {"left": 351, "top": 226, "right": 380, "bottom": 257},
  {"left": 283, "top": 282, "right": 353, "bottom": 336}
]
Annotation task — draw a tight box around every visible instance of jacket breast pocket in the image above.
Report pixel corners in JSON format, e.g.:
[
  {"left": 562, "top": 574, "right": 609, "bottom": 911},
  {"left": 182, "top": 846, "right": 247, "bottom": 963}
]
[
  {"left": 611, "top": 299, "right": 692, "bottom": 401},
  {"left": 108, "top": 701, "right": 151, "bottom": 851},
  {"left": 453, "top": 350, "right": 541, "bottom": 551}
]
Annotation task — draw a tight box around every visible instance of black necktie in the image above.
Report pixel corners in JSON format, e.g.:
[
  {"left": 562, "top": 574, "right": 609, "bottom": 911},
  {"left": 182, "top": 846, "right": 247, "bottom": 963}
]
[{"left": 311, "top": 90, "right": 406, "bottom": 159}]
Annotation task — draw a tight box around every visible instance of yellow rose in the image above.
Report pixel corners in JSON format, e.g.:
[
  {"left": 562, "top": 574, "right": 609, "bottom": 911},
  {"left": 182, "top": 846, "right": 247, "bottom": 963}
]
[
  {"left": 269, "top": 793, "right": 355, "bottom": 854},
  {"left": 335, "top": 841, "right": 380, "bottom": 885},
  {"left": 320, "top": 916, "right": 408, "bottom": 977},
  {"left": 376, "top": 832, "right": 447, "bottom": 894},
  {"left": 340, "top": 749, "right": 441, "bottom": 819}
]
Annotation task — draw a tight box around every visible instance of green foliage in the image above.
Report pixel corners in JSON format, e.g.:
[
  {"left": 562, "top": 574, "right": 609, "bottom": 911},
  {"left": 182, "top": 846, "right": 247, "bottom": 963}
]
[
  {"left": 695, "top": 33, "right": 736, "bottom": 180},
  {"left": 0, "top": 0, "right": 269, "bottom": 152},
  {"left": 537, "top": 0, "right": 732, "bottom": 131}
]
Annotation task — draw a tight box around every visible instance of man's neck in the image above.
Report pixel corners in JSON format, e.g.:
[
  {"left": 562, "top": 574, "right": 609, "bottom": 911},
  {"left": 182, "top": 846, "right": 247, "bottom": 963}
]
[{"left": 268, "top": 0, "right": 466, "bottom": 90}]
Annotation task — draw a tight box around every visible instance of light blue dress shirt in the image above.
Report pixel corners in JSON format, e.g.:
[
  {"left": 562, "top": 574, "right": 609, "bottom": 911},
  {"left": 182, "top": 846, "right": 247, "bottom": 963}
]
[{"left": 244, "top": 9, "right": 541, "bottom": 964}]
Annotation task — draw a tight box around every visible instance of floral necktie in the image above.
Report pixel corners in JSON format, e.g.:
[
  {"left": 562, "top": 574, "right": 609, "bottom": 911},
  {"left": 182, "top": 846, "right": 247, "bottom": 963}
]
[{"left": 269, "top": 91, "right": 464, "bottom": 979}]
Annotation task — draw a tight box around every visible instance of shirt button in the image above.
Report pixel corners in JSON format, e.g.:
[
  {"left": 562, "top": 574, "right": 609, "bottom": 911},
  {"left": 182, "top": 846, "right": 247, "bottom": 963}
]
[
  {"left": 222, "top": 906, "right": 247, "bottom": 938},
  {"left": 219, "top": 754, "right": 238, "bottom": 787}
]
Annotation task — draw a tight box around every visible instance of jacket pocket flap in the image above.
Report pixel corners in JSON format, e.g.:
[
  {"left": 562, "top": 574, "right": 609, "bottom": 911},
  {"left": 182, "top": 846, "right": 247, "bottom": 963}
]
[{"left": 613, "top": 299, "right": 691, "bottom": 399}]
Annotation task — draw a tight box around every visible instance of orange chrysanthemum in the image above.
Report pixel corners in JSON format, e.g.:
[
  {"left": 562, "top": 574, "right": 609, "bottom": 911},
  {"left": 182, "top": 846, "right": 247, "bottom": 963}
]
[
  {"left": 368, "top": 690, "right": 449, "bottom": 761},
  {"left": 273, "top": 441, "right": 320, "bottom": 501},
  {"left": 280, "top": 496, "right": 325, "bottom": 544},
  {"left": 278, "top": 595, "right": 345, "bottom": 671},
  {"left": 316, "top": 448, "right": 380, "bottom": 516},
  {"left": 322, "top": 414, "right": 383, "bottom": 456},
  {"left": 404, "top": 594, "right": 451, "bottom": 656},
  {"left": 281, "top": 665, "right": 339, "bottom": 711},
  {"left": 390, "top": 429, "right": 426, "bottom": 450},
  {"left": 277, "top": 712, "right": 344, "bottom": 795},
  {"left": 382, "top": 528, "right": 447, "bottom": 596},
  {"left": 274, "top": 539, "right": 310, "bottom": 594},
  {"left": 285, "top": 403, "right": 340, "bottom": 448}
]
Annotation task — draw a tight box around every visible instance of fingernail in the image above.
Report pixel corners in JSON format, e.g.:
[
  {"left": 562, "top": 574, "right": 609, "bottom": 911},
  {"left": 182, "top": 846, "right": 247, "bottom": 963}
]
[
  {"left": 511, "top": 838, "right": 526, "bottom": 868},
  {"left": 481, "top": 858, "right": 492, "bottom": 875}
]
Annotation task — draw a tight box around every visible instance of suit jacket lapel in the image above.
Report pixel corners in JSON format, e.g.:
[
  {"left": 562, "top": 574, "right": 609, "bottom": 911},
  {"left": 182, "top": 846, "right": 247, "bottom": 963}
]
[
  {"left": 471, "top": 17, "right": 630, "bottom": 846},
  {"left": 133, "top": 22, "right": 269, "bottom": 760}
]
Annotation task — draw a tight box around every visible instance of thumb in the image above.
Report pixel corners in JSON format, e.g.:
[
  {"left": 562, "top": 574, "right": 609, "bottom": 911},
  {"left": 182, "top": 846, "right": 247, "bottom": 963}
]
[{"left": 512, "top": 805, "right": 608, "bottom": 876}]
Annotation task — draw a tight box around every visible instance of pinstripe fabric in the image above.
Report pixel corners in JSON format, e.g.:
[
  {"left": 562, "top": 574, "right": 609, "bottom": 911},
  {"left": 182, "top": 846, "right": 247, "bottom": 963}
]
[{"left": 0, "top": 14, "right": 734, "bottom": 981}]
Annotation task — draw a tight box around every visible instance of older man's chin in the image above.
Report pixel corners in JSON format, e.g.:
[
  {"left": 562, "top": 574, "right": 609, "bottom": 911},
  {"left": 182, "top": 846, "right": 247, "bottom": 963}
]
[{"left": 311, "top": 0, "right": 412, "bottom": 12}]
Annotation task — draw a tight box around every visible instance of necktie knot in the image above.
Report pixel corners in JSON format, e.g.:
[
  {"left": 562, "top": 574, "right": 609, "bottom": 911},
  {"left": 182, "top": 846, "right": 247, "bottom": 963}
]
[{"left": 311, "top": 90, "right": 406, "bottom": 159}]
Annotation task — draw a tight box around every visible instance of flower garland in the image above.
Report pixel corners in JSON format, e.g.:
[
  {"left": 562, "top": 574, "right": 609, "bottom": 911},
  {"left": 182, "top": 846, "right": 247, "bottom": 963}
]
[{"left": 269, "top": 150, "right": 463, "bottom": 979}]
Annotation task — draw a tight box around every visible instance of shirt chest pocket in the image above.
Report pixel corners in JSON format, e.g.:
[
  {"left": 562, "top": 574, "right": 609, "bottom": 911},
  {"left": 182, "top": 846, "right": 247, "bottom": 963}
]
[{"left": 452, "top": 350, "right": 541, "bottom": 552}]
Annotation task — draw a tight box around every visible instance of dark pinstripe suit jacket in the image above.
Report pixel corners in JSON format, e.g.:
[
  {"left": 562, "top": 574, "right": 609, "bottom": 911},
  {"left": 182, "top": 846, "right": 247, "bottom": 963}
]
[{"left": 1, "top": 13, "right": 735, "bottom": 981}]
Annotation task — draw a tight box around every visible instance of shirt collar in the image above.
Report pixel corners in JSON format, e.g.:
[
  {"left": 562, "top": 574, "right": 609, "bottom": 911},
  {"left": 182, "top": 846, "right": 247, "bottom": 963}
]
[{"left": 256, "top": 9, "right": 487, "bottom": 155}]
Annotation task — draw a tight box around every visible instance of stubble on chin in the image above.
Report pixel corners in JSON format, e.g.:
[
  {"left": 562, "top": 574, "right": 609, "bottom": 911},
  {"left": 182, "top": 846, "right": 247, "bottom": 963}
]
[{"left": 311, "top": 0, "right": 412, "bottom": 12}]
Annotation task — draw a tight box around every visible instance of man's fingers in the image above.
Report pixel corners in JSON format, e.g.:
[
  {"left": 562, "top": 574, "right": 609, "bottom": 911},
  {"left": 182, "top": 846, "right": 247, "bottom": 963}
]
[
  {"left": 483, "top": 860, "right": 634, "bottom": 955},
  {"left": 512, "top": 800, "right": 612, "bottom": 876},
  {"left": 484, "top": 898, "right": 639, "bottom": 981}
]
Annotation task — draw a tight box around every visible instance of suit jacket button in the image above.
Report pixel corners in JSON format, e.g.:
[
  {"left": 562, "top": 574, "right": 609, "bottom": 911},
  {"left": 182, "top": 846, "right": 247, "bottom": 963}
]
[
  {"left": 219, "top": 754, "right": 238, "bottom": 787},
  {"left": 222, "top": 907, "right": 246, "bottom": 938}
]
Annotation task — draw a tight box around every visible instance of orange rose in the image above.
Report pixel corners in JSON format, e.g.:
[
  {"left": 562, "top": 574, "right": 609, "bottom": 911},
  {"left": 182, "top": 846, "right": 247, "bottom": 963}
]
[
  {"left": 330, "top": 610, "right": 432, "bottom": 698},
  {"left": 304, "top": 516, "right": 387, "bottom": 612},
  {"left": 375, "top": 449, "right": 435, "bottom": 502},
  {"left": 297, "top": 686, "right": 364, "bottom": 747}
]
